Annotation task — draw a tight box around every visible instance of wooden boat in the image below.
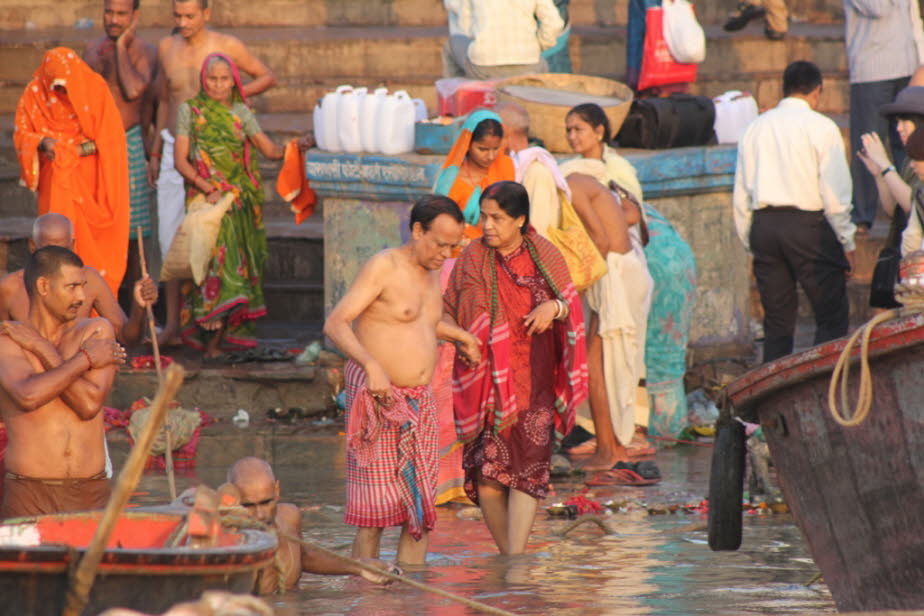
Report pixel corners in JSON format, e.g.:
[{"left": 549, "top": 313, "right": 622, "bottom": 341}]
[
  {"left": 0, "top": 507, "right": 277, "bottom": 616},
  {"left": 715, "top": 311, "right": 924, "bottom": 613}
]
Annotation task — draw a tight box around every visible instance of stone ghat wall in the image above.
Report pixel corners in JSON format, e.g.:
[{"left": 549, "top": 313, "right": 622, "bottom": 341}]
[
  {"left": 0, "top": 0, "right": 847, "bottom": 30},
  {"left": 310, "top": 145, "right": 751, "bottom": 358}
]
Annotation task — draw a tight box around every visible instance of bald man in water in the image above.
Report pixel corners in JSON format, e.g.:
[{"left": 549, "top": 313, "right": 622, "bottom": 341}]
[
  {"left": 222, "top": 457, "right": 393, "bottom": 594},
  {"left": 0, "top": 213, "right": 157, "bottom": 345}
]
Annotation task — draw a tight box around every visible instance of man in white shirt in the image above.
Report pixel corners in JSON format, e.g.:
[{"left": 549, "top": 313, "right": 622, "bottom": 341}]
[
  {"left": 733, "top": 61, "right": 857, "bottom": 362},
  {"left": 445, "top": 0, "right": 564, "bottom": 80}
]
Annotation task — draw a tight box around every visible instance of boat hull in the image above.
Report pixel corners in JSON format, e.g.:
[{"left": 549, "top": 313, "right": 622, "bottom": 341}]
[
  {"left": 0, "top": 509, "right": 277, "bottom": 616},
  {"left": 0, "top": 568, "right": 258, "bottom": 616},
  {"left": 727, "top": 312, "right": 924, "bottom": 613}
]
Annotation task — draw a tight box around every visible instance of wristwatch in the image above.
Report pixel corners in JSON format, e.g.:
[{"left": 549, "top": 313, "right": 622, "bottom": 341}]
[{"left": 881, "top": 165, "right": 896, "bottom": 177}]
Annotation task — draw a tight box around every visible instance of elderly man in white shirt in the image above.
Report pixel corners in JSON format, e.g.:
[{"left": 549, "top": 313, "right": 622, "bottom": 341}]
[
  {"left": 444, "top": 0, "right": 564, "bottom": 80},
  {"left": 495, "top": 101, "right": 563, "bottom": 236},
  {"left": 733, "top": 60, "right": 857, "bottom": 363}
]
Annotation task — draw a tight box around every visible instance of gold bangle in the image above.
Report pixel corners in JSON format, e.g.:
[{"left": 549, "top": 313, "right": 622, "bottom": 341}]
[{"left": 556, "top": 299, "right": 568, "bottom": 320}]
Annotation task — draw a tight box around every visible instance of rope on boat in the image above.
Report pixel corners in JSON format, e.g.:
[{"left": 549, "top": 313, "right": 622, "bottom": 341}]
[
  {"left": 828, "top": 285, "right": 924, "bottom": 427},
  {"left": 214, "top": 512, "right": 518, "bottom": 616},
  {"left": 827, "top": 309, "right": 898, "bottom": 427}
]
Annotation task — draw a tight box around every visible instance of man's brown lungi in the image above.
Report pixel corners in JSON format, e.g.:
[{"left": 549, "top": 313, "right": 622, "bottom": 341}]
[{"left": 1, "top": 471, "right": 111, "bottom": 519}]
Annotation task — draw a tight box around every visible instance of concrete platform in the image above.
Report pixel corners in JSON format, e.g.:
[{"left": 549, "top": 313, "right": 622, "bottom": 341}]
[
  {"left": 106, "top": 415, "right": 345, "bottom": 471},
  {"left": 110, "top": 361, "right": 329, "bottom": 419}
]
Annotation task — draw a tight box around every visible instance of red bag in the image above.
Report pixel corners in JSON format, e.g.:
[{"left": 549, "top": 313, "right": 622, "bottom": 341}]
[{"left": 638, "top": 6, "right": 698, "bottom": 92}]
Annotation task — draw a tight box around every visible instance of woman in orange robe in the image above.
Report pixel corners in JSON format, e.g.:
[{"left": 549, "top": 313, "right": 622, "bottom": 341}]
[{"left": 14, "top": 47, "right": 129, "bottom": 296}]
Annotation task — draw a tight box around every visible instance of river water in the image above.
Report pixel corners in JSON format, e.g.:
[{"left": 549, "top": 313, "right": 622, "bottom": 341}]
[{"left": 136, "top": 435, "right": 834, "bottom": 615}]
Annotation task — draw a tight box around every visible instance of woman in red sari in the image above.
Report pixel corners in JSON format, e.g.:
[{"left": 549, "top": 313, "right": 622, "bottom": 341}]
[{"left": 443, "top": 181, "right": 588, "bottom": 554}]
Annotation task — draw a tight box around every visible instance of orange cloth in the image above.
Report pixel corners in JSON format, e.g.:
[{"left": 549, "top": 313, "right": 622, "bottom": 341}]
[
  {"left": 276, "top": 140, "right": 317, "bottom": 225},
  {"left": 13, "top": 47, "right": 129, "bottom": 295}
]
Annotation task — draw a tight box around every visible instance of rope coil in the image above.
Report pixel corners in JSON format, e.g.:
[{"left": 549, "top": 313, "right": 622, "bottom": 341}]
[{"left": 828, "top": 282, "right": 924, "bottom": 427}]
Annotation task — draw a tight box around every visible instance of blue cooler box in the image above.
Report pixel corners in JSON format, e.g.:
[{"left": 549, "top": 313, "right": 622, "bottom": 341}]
[{"left": 414, "top": 116, "right": 465, "bottom": 155}]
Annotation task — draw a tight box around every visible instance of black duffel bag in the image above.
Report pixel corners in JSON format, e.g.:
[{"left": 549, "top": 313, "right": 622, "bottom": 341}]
[{"left": 617, "top": 93, "right": 716, "bottom": 149}]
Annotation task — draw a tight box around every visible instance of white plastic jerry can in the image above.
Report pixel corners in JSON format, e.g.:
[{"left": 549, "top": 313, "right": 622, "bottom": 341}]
[
  {"left": 378, "top": 90, "right": 416, "bottom": 155},
  {"left": 312, "top": 102, "right": 325, "bottom": 150},
  {"left": 412, "top": 98, "right": 427, "bottom": 122},
  {"left": 338, "top": 86, "right": 366, "bottom": 153},
  {"left": 361, "top": 87, "right": 388, "bottom": 153},
  {"left": 321, "top": 84, "right": 352, "bottom": 152}
]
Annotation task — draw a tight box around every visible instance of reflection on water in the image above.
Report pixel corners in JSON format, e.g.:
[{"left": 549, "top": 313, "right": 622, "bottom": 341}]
[{"left": 134, "top": 437, "right": 834, "bottom": 615}]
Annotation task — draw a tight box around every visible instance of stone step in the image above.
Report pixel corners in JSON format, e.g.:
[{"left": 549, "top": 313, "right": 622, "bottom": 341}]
[
  {"left": 0, "top": 0, "right": 846, "bottom": 30},
  {"left": 0, "top": 216, "right": 31, "bottom": 274},
  {"left": 263, "top": 279, "right": 325, "bottom": 323},
  {"left": 0, "top": 24, "right": 849, "bottom": 115},
  {"left": 109, "top": 361, "right": 329, "bottom": 420},
  {"left": 0, "top": 227, "right": 326, "bottom": 323}
]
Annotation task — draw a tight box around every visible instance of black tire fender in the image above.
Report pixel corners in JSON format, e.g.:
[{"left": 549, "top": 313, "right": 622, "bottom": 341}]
[{"left": 708, "top": 418, "right": 746, "bottom": 551}]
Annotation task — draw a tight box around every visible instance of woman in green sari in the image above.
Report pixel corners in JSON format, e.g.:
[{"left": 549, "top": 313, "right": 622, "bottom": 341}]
[{"left": 173, "top": 52, "right": 286, "bottom": 358}]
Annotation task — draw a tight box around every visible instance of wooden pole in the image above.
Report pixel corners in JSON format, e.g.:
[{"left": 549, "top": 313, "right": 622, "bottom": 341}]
[
  {"left": 62, "top": 363, "right": 185, "bottom": 616},
  {"left": 136, "top": 228, "right": 176, "bottom": 501}
]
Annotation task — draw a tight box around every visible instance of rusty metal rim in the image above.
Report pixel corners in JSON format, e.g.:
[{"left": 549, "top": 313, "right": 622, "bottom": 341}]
[{"left": 0, "top": 558, "right": 274, "bottom": 575}]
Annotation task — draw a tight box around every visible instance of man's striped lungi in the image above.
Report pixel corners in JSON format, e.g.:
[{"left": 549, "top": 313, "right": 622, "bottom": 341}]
[{"left": 343, "top": 360, "right": 439, "bottom": 537}]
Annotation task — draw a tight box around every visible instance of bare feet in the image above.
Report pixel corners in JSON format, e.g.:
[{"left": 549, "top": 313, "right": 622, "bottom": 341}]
[
  {"left": 156, "top": 324, "right": 182, "bottom": 347},
  {"left": 578, "top": 448, "right": 629, "bottom": 471}
]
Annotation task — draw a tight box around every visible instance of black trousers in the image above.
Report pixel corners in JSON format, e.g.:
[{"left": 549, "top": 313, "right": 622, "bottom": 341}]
[{"left": 750, "top": 208, "right": 850, "bottom": 363}]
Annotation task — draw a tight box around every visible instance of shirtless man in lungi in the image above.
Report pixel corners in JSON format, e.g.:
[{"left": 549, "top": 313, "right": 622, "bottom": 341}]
[
  {"left": 323, "top": 195, "right": 481, "bottom": 564},
  {"left": 0, "top": 246, "right": 126, "bottom": 518},
  {"left": 83, "top": 0, "right": 158, "bottom": 291}
]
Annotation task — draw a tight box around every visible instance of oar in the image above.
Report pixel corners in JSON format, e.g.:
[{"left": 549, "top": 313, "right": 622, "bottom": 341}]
[
  {"left": 62, "top": 363, "right": 185, "bottom": 616},
  {"left": 136, "top": 227, "right": 176, "bottom": 501}
]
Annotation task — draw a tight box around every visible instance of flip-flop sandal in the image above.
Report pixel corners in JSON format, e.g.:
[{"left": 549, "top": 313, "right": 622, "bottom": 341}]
[
  {"left": 614, "top": 460, "right": 662, "bottom": 480},
  {"left": 255, "top": 347, "right": 294, "bottom": 362},
  {"left": 585, "top": 468, "right": 661, "bottom": 487}
]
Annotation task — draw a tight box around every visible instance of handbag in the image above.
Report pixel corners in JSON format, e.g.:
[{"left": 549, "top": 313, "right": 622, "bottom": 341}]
[
  {"left": 546, "top": 190, "right": 608, "bottom": 292},
  {"left": 637, "top": 6, "right": 698, "bottom": 92},
  {"left": 662, "top": 0, "right": 706, "bottom": 64},
  {"left": 869, "top": 206, "right": 908, "bottom": 308},
  {"left": 160, "top": 192, "right": 235, "bottom": 285}
]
